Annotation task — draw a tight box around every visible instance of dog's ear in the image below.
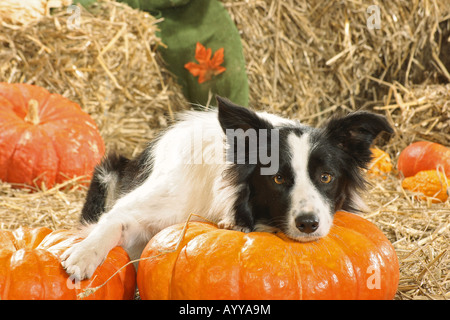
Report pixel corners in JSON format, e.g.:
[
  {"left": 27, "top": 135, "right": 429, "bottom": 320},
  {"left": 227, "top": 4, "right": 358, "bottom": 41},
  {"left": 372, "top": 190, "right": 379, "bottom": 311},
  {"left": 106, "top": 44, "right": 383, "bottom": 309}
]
[
  {"left": 216, "top": 96, "right": 272, "bottom": 133},
  {"left": 324, "top": 111, "right": 393, "bottom": 168},
  {"left": 217, "top": 96, "right": 277, "bottom": 172}
]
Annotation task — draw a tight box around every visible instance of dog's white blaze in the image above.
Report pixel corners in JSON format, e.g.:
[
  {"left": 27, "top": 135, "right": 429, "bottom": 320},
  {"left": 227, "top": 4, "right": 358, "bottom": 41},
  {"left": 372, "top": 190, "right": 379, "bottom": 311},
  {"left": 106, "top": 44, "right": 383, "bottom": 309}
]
[{"left": 286, "top": 132, "right": 333, "bottom": 240}]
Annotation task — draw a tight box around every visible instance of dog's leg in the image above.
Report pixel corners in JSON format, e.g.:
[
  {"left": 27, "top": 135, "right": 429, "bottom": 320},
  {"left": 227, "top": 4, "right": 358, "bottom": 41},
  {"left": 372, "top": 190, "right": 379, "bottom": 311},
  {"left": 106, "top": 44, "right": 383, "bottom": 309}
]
[
  {"left": 61, "top": 183, "right": 166, "bottom": 280},
  {"left": 61, "top": 206, "right": 138, "bottom": 280}
]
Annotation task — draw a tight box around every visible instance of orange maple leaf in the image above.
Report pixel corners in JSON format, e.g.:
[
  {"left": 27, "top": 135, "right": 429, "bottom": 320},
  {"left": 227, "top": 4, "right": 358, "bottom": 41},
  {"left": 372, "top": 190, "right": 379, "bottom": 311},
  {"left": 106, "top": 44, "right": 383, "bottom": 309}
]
[{"left": 184, "top": 42, "right": 226, "bottom": 84}]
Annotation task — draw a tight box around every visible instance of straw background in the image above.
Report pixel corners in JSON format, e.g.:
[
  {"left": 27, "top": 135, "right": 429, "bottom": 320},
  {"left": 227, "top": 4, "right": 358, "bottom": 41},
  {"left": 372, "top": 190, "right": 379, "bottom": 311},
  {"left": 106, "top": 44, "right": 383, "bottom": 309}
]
[{"left": 0, "top": 0, "right": 449, "bottom": 299}]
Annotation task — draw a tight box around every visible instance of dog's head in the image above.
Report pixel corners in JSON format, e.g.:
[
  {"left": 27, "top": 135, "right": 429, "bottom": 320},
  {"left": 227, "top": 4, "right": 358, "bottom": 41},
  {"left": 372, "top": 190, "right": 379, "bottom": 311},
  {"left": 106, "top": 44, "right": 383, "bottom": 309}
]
[{"left": 217, "top": 96, "right": 393, "bottom": 241}]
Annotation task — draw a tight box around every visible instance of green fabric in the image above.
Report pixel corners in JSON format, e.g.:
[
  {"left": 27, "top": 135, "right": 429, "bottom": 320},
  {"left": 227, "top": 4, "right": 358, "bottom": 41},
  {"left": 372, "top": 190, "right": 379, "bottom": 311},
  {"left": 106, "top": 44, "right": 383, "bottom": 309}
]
[
  {"left": 117, "top": 0, "right": 249, "bottom": 107},
  {"left": 72, "top": 0, "right": 97, "bottom": 7},
  {"left": 117, "top": 0, "right": 190, "bottom": 10}
]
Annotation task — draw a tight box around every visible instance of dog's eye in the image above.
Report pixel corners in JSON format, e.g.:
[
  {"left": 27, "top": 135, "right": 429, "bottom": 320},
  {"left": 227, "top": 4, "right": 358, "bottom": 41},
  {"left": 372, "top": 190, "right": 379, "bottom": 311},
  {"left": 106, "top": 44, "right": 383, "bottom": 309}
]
[
  {"left": 320, "top": 173, "right": 333, "bottom": 184},
  {"left": 273, "top": 174, "right": 285, "bottom": 185}
]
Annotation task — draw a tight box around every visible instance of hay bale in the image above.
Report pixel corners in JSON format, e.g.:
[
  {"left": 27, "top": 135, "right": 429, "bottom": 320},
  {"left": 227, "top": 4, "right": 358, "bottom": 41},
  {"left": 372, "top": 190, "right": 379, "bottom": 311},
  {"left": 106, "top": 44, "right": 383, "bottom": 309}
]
[
  {"left": 0, "top": 0, "right": 72, "bottom": 26},
  {"left": 0, "top": 0, "right": 448, "bottom": 300},
  {"left": 364, "top": 171, "right": 449, "bottom": 299},
  {"left": 0, "top": 178, "right": 86, "bottom": 230},
  {"left": 0, "top": 0, "right": 188, "bottom": 158},
  {"left": 375, "top": 83, "right": 450, "bottom": 151},
  {"left": 367, "top": 83, "right": 449, "bottom": 300},
  {"left": 223, "top": 0, "right": 450, "bottom": 124},
  {"left": 0, "top": 1, "right": 188, "bottom": 230}
]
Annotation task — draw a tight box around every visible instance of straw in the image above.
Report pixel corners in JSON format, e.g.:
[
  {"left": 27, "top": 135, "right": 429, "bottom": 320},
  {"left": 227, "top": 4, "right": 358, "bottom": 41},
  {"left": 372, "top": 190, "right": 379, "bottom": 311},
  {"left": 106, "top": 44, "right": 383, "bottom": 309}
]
[{"left": 0, "top": 0, "right": 449, "bottom": 300}]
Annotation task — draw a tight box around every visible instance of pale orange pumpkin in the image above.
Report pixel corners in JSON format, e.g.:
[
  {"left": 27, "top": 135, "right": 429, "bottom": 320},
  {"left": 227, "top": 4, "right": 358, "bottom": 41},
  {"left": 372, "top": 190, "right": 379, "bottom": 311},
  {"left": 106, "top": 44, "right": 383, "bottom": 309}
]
[
  {"left": 367, "top": 147, "right": 393, "bottom": 177},
  {"left": 0, "top": 83, "right": 105, "bottom": 189},
  {"left": 137, "top": 211, "right": 399, "bottom": 300},
  {"left": 0, "top": 227, "right": 136, "bottom": 300},
  {"left": 402, "top": 170, "right": 449, "bottom": 203}
]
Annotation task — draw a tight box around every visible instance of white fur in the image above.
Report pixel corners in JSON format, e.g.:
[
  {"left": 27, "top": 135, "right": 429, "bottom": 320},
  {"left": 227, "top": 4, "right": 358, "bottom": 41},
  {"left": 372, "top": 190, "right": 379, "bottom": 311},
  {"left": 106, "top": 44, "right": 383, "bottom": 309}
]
[
  {"left": 284, "top": 133, "right": 333, "bottom": 241},
  {"left": 61, "top": 110, "right": 243, "bottom": 279},
  {"left": 96, "top": 166, "right": 119, "bottom": 212},
  {"left": 61, "top": 109, "right": 337, "bottom": 280}
]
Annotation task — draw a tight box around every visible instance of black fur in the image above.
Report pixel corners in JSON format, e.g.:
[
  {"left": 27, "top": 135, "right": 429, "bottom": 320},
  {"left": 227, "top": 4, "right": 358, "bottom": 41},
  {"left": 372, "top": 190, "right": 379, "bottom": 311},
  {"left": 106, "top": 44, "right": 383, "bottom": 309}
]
[
  {"left": 218, "top": 99, "right": 393, "bottom": 234},
  {"left": 80, "top": 154, "right": 129, "bottom": 224},
  {"left": 80, "top": 142, "right": 156, "bottom": 224},
  {"left": 323, "top": 111, "right": 394, "bottom": 169},
  {"left": 217, "top": 96, "right": 273, "bottom": 134},
  {"left": 317, "top": 111, "right": 394, "bottom": 212},
  {"left": 81, "top": 97, "right": 393, "bottom": 238},
  {"left": 246, "top": 128, "right": 300, "bottom": 230},
  {"left": 218, "top": 96, "right": 278, "bottom": 230}
]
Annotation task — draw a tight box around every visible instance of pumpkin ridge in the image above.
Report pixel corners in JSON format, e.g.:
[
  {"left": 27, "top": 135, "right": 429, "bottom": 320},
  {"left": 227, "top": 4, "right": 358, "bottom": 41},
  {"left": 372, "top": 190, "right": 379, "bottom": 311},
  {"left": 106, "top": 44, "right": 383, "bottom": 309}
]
[
  {"left": 0, "top": 251, "right": 13, "bottom": 299},
  {"left": 237, "top": 233, "right": 258, "bottom": 299},
  {"left": 207, "top": 230, "right": 245, "bottom": 299},
  {"left": 0, "top": 108, "right": 27, "bottom": 127},
  {"left": 17, "top": 83, "right": 51, "bottom": 122},
  {"left": 238, "top": 233, "right": 253, "bottom": 299},
  {"left": 1, "top": 124, "right": 27, "bottom": 183},
  {"left": 33, "top": 250, "right": 46, "bottom": 299},
  {"left": 5, "top": 124, "right": 58, "bottom": 188},
  {"left": 287, "top": 241, "right": 303, "bottom": 300},
  {"left": 0, "top": 114, "right": 29, "bottom": 177},
  {"left": 46, "top": 129, "right": 62, "bottom": 185},
  {"left": 276, "top": 233, "right": 303, "bottom": 299},
  {"left": 37, "top": 107, "right": 92, "bottom": 126},
  {"left": 326, "top": 228, "right": 360, "bottom": 299},
  {"left": 28, "top": 127, "right": 59, "bottom": 188},
  {"left": 168, "top": 238, "right": 187, "bottom": 300},
  {"left": 33, "top": 93, "right": 55, "bottom": 122},
  {"left": 4, "top": 135, "right": 21, "bottom": 183},
  {"left": 330, "top": 219, "right": 397, "bottom": 299},
  {"left": 361, "top": 233, "right": 398, "bottom": 299},
  {"left": 168, "top": 222, "right": 216, "bottom": 299}
]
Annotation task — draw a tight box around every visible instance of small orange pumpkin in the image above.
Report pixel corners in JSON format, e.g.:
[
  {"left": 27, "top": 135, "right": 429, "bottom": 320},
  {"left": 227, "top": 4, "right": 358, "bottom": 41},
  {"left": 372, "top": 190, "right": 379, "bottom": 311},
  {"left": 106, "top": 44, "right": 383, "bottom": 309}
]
[
  {"left": 137, "top": 211, "right": 399, "bottom": 300},
  {"left": 402, "top": 170, "right": 449, "bottom": 203},
  {"left": 0, "top": 227, "right": 136, "bottom": 300},
  {"left": 367, "top": 147, "right": 392, "bottom": 177},
  {"left": 398, "top": 141, "right": 450, "bottom": 178},
  {"left": 0, "top": 83, "right": 105, "bottom": 189}
]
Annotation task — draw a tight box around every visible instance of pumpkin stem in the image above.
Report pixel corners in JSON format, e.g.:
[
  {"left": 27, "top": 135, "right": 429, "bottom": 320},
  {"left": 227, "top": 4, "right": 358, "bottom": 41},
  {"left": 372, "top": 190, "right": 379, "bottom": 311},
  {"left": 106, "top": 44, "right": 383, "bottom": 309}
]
[{"left": 24, "top": 99, "right": 40, "bottom": 125}]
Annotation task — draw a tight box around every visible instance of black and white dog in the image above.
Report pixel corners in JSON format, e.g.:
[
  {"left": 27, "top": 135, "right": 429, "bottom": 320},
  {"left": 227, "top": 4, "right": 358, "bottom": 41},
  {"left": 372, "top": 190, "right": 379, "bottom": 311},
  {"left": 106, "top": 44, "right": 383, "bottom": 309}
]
[{"left": 61, "top": 96, "right": 393, "bottom": 280}]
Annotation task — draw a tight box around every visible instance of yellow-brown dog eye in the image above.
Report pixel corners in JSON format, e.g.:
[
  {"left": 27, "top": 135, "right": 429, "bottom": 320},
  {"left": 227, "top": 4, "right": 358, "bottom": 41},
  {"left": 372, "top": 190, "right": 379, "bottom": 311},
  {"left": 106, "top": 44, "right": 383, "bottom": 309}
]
[
  {"left": 273, "top": 175, "right": 285, "bottom": 185},
  {"left": 320, "top": 173, "right": 333, "bottom": 184}
]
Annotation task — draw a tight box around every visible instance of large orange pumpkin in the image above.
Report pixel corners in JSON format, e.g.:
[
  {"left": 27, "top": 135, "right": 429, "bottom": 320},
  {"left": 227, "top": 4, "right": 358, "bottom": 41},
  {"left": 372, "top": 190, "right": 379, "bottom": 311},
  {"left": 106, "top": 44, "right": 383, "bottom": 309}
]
[
  {"left": 398, "top": 141, "right": 450, "bottom": 178},
  {"left": 137, "top": 211, "right": 399, "bottom": 300},
  {"left": 0, "top": 83, "right": 105, "bottom": 189},
  {"left": 0, "top": 227, "right": 136, "bottom": 300}
]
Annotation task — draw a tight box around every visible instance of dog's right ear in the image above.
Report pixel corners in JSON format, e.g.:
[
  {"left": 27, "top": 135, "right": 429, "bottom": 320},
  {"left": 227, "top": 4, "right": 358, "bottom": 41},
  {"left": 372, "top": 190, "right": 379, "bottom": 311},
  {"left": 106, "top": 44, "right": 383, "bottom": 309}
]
[
  {"left": 323, "top": 111, "right": 394, "bottom": 168},
  {"left": 217, "top": 96, "right": 273, "bottom": 133}
]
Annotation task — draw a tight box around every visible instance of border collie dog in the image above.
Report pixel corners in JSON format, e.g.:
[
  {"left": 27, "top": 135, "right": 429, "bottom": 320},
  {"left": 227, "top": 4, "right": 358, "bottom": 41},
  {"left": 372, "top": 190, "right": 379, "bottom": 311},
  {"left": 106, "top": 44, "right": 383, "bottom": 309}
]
[{"left": 62, "top": 96, "right": 393, "bottom": 280}]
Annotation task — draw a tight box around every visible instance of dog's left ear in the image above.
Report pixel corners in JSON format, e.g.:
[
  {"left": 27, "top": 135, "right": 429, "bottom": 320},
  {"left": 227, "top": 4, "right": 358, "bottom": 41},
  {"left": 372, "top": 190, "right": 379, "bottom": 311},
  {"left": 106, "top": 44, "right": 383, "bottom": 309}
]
[
  {"left": 324, "top": 111, "right": 394, "bottom": 167},
  {"left": 216, "top": 96, "right": 272, "bottom": 133}
]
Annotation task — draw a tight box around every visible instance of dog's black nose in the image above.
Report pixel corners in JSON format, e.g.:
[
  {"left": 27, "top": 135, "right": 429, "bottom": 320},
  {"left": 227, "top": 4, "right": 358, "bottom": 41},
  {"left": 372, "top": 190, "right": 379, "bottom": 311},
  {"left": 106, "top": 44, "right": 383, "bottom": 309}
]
[{"left": 295, "top": 214, "right": 319, "bottom": 234}]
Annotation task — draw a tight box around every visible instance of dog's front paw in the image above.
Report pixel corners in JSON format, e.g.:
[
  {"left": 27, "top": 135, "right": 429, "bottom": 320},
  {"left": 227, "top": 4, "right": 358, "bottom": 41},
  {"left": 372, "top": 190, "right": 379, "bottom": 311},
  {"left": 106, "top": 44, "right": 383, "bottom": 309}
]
[
  {"left": 218, "top": 219, "right": 251, "bottom": 233},
  {"left": 60, "top": 240, "right": 106, "bottom": 281}
]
